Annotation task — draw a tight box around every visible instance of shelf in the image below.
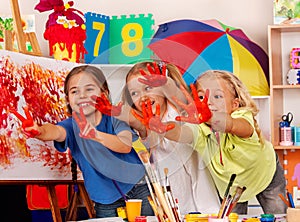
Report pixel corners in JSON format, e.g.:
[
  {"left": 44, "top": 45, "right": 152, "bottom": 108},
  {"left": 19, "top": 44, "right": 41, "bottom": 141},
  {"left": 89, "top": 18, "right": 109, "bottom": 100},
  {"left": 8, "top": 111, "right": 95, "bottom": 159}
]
[
  {"left": 274, "top": 145, "right": 300, "bottom": 150},
  {"left": 268, "top": 24, "right": 300, "bottom": 149},
  {"left": 272, "top": 85, "right": 300, "bottom": 89},
  {"left": 268, "top": 24, "right": 300, "bottom": 32}
]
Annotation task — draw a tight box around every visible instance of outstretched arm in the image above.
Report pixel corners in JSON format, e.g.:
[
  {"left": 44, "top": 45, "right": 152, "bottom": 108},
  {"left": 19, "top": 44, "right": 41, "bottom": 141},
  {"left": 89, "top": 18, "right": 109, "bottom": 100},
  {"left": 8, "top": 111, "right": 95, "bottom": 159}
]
[
  {"left": 10, "top": 106, "right": 66, "bottom": 142},
  {"left": 73, "top": 107, "right": 132, "bottom": 153}
]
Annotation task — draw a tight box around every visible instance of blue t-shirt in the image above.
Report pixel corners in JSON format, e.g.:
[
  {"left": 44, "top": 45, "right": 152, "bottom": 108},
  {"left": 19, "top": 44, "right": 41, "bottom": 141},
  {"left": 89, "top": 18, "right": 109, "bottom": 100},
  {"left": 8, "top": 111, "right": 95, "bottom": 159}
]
[{"left": 54, "top": 114, "right": 145, "bottom": 204}]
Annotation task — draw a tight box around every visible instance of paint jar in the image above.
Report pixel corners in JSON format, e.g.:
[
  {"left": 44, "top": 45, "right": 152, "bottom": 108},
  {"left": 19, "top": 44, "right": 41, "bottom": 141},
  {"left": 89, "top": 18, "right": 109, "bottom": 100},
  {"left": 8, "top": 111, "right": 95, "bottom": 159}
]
[
  {"left": 279, "top": 126, "right": 293, "bottom": 146},
  {"left": 294, "top": 126, "right": 300, "bottom": 146},
  {"left": 260, "top": 214, "right": 274, "bottom": 222},
  {"left": 117, "top": 206, "right": 127, "bottom": 219},
  {"left": 228, "top": 213, "right": 239, "bottom": 222}
]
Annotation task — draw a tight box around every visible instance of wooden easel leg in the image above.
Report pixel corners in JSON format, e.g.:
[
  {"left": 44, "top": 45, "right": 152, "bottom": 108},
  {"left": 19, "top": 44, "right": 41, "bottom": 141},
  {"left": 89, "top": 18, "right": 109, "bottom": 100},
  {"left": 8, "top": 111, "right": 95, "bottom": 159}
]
[
  {"left": 78, "top": 183, "right": 96, "bottom": 218},
  {"left": 46, "top": 185, "right": 63, "bottom": 222},
  {"left": 9, "top": 0, "right": 27, "bottom": 53},
  {"left": 25, "top": 32, "right": 42, "bottom": 56},
  {"left": 9, "top": 0, "right": 42, "bottom": 56},
  {"left": 3, "top": 30, "right": 14, "bottom": 51}
]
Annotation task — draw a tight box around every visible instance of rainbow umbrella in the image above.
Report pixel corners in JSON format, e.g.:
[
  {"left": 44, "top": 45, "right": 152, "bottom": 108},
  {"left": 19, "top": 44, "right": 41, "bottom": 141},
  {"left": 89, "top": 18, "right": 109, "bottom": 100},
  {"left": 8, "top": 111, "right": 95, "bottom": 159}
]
[{"left": 149, "top": 19, "right": 269, "bottom": 96}]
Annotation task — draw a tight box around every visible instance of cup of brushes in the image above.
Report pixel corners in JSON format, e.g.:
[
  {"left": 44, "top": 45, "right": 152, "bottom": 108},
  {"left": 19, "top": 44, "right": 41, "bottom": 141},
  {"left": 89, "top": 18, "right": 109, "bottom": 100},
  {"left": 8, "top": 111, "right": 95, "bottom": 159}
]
[
  {"left": 217, "top": 174, "right": 246, "bottom": 220},
  {"left": 138, "top": 150, "right": 181, "bottom": 222}
]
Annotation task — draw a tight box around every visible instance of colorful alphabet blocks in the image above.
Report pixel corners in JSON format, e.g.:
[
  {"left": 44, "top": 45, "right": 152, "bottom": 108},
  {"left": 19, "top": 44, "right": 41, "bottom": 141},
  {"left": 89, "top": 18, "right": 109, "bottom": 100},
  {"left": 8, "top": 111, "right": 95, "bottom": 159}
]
[{"left": 84, "top": 13, "right": 155, "bottom": 64}]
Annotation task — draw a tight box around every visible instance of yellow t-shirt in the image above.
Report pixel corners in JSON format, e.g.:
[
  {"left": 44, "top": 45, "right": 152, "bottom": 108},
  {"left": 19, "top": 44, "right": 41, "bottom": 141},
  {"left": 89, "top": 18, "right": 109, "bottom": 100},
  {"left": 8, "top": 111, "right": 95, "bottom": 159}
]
[{"left": 193, "top": 109, "right": 276, "bottom": 202}]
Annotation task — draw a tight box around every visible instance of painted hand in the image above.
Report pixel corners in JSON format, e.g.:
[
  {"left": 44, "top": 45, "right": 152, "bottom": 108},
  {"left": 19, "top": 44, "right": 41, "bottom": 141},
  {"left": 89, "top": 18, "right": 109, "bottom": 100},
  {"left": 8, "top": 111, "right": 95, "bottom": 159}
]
[
  {"left": 174, "top": 84, "right": 212, "bottom": 124},
  {"left": 73, "top": 107, "right": 96, "bottom": 139},
  {"left": 132, "top": 99, "right": 175, "bottom": 134},
  {"left": 91, "top": 93, "right": 123, "bottom": 116},
  {"left": 138, "top": 62, "right": 167, "bottom": 87},
  {"left": 10, "top": 106, "right": 40, "bottom": 137}
]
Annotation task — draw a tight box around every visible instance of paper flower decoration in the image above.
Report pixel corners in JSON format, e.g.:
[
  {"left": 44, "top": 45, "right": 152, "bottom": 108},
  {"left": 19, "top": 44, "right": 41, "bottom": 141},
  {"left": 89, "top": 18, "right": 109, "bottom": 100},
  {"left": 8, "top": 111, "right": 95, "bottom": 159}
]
[{"left": 35, "top": 0, "right": 87, "bottom": 62}]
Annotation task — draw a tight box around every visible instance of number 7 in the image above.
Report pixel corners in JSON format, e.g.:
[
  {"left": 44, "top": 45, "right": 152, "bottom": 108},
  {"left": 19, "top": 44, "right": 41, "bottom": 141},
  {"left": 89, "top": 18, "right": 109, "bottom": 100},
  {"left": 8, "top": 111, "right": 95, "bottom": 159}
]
[{"left": 92, "top": 21, "right": 105, "bottom": 57}]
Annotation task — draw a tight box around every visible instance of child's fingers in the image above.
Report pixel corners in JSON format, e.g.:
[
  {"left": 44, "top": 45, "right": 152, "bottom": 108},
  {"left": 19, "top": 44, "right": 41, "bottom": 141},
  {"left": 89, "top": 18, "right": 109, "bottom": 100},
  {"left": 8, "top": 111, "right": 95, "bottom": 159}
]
[
  {"left": 147, "top": 63, "right": 156, "bottom": 74},
  {"left": 172, "top": 96, "right": 188, "bottom": 110},
  {"left": 152, "top": 62, "right": 160, "bottom": 74},
  {"left": 155, "top": 104, "right": 160, "bottom": 116},
  {"left": 79, "top": 107, "right": 85, "bottom": 120},
  {"left": 161, "top": 64, "right": 166, "bottom": 76},
  {"left": 203, "top": 89, "right": 210, "bottom": 103},
  {"left": 81, "top": 123, "right": 91, "bottom": 136},
  {"left": 10, "top": 109, "right": 26, "bottom": 122},
  {"left": 139, "top": 69, "right": 148, "bottom": 76},
  {"left": 141, "top": 102, "right": 149, "bottom": 119},
  {"left": 175, "top": 115, "right": 198, "bottom": 124},
  {"left": 166, "top": 123, "right": 175, "bottom": 131},
  {"left": 72, "top": 111, "right": 81, "bottom": 125},
  {"left": 23, "top": 106, "right": 34, "bottom": 122},
  {"left": 138, "top": 77, "right": 150, "bottom": 85},
  {"left": 145, "top": 99, "right": 153, "bottom": 117},
  {"left": 190, "top": 84, "right": 200, "bottom": 102},
  {"left": 180, "top": 85, "right": 194, "bottom": 104}
]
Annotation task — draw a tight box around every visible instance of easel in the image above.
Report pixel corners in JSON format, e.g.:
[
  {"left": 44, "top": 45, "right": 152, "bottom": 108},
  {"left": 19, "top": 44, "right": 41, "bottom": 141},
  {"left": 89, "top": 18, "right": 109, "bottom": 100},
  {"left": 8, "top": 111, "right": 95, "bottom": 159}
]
[
  {"left": 3, "top": 0, "right": 96, "bottom": 221},
  {"left": 46, "top": 181, "right": 96, "bottom": 222},
  {"left": 4, "top": 0, "right": 41, "bottom": 56}
]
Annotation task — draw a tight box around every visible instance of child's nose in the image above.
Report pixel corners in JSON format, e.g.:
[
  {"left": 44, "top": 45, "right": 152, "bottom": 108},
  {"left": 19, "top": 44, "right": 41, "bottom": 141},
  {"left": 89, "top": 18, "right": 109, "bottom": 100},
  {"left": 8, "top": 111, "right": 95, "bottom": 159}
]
[
  {"left": 79, "top": 90, "right": 87, "bottom": 98},
  {"left": 207, "top": 96, "right": 213, "bottom": 105}
]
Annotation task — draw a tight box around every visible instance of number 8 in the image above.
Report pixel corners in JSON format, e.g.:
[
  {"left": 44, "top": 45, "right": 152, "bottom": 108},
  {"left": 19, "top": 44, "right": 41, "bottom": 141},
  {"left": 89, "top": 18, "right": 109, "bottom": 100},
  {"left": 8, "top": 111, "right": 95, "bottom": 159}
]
[{"left": 121, "top": 23, "right": 143, "bottom": 57}]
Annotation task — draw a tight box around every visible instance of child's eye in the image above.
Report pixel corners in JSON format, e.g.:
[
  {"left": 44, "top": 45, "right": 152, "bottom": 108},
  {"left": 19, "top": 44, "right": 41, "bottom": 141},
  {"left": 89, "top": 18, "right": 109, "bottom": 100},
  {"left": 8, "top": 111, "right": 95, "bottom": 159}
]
[
  {"left": 86, "top": 87, "right": 95, "bottom": 92},
  {"left": 214, "top": 95, "right": 223, "bottom": 99},
  {"left": 145, "top": 86, "right": 152, "bottom": 91},
  {"left": 198, "top": 95, "right": 205, "bottom": 101},
  {"left": 70, "top": 89, "right": 78, "bottom": 95},
  {"left": 130, "top": 91, "right": 138, "bottom": 97}
]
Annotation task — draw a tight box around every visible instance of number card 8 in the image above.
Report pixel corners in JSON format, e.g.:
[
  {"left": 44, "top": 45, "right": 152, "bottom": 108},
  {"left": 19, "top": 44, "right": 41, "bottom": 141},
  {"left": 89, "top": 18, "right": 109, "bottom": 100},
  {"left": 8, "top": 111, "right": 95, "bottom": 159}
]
[{"left": 109, "top": 14, "right": 155, "bottom": 64}]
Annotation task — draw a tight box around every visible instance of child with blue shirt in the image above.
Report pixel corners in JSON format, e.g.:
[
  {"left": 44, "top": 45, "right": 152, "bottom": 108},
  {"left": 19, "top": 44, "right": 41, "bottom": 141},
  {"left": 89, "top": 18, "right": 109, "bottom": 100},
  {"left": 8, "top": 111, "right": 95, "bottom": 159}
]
[{"left": 15, "top": 65, "right": 154, "bottom": 218}]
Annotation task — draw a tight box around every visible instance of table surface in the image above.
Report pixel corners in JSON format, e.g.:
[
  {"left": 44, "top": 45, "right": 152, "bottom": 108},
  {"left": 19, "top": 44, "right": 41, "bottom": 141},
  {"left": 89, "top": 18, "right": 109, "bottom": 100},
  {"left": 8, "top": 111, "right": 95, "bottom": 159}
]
[{"left": 72, "top": 214, "right": 287, "bottom": 222}]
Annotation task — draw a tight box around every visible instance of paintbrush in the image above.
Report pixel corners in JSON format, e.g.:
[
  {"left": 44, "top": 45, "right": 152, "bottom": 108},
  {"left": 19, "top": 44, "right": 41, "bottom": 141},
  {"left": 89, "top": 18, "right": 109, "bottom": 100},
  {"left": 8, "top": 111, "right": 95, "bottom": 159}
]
[
  {"left": 164, "top": 168, "right": 181, "bottom": 222},
  {"left": 138, "top": 150, "right": 159, "bottom": 183},
  {"left": 225, "top": 186, "right": 247, "bottom": 217},
  {"left": 112, "top": 179, "right": 128, "bottom": 201},
  {"left": 217, "top": 173, "right": 236, "bottom": 218},
  {"left": 152, "top": 181, "right": 176, "bottom": 222},
  {"left": 148, "top": 195, "right": 166, "bottom": 222}
]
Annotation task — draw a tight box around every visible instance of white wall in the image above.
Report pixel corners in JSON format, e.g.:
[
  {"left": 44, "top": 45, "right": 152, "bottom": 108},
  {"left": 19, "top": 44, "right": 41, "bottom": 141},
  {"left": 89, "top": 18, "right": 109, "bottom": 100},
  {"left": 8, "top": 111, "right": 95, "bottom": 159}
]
[{"left": 0, "top": 0, "right": 274, "bottom": 57}]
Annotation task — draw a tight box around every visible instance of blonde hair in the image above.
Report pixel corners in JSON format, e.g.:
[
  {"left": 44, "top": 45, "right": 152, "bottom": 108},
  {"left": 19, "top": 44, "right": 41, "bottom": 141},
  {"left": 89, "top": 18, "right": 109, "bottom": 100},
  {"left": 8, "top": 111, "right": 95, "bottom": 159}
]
[{"left": 195, "top": 70, "right": 264, "bottom": 144}]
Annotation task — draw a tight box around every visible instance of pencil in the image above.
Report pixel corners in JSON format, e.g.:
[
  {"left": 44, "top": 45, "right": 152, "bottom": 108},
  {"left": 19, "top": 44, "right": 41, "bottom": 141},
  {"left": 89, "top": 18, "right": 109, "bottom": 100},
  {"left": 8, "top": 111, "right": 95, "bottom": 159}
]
[{"left": 287, "top": 192, "right": 295, "bottom": 208}]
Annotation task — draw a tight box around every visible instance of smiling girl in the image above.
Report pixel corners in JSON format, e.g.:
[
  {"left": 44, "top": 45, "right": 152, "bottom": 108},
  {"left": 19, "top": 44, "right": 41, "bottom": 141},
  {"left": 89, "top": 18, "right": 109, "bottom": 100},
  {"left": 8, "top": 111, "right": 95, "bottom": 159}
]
[{"left": 18, "top": 65, "right": 153, "bottom": 218}]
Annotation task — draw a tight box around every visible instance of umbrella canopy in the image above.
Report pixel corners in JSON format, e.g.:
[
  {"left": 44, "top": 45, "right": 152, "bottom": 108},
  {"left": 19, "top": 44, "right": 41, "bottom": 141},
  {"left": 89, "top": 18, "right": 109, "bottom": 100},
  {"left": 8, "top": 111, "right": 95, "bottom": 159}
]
[{"left": 149, "top": 19, "right": 269, "bottom": 96}]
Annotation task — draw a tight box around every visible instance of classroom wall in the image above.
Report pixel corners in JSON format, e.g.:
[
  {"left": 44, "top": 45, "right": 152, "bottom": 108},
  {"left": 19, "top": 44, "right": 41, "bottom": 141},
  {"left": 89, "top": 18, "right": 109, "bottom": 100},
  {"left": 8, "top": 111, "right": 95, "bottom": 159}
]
[{"left": 0, "top": 0, "right": 274, "bottom": 57}]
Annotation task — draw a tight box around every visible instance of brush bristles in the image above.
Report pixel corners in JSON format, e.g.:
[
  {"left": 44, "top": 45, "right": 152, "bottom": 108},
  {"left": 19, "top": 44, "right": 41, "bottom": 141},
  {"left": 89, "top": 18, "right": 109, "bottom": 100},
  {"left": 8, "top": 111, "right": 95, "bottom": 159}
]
[{"left": 164, "top": 168, "right": 168, "bottom": 176}]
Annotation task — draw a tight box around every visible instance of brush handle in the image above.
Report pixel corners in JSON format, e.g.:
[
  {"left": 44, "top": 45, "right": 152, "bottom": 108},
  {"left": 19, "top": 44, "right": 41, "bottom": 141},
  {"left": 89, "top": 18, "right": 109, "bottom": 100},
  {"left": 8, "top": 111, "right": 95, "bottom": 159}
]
[{"left": 152, "top": 182, "right": 176, "bottom": 222}]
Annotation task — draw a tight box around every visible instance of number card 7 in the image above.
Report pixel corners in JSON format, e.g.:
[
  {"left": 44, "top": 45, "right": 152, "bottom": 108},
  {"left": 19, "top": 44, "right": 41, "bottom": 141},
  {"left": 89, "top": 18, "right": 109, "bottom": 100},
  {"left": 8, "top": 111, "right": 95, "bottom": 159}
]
[{"left": 84, "top": 12, "right": 110, "bottom": 64}]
